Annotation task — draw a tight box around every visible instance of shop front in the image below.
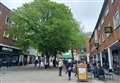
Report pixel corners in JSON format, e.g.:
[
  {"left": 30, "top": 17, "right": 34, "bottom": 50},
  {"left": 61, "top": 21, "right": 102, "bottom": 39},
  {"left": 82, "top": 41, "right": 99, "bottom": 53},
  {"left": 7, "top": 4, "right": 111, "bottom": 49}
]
[
  {"left": 0, "top": 44, "right": 22, "bottom": 67},
  {"left": 110, "top": 41, "right": 120, "bottom": 75}
]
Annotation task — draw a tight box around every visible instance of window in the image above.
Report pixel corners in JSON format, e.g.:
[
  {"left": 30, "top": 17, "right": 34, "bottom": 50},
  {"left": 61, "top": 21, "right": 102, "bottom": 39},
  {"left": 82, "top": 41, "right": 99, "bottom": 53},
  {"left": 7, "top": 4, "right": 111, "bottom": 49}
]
[
  {"left": 5, "top": 16, "right": 15, "bottom": 28},
  {"left": 0, "top": 11, "right": 2, "bottom": 15},
  {"left": 5, "top": 16, "right": 11, "bottom": 25},
  {"left": 105, "top": 6, "right": 109, "bottom": 16},
  {"left": 99, "top": 37, "right": 101, "bottom": 45},
  {"left": 113, "top": 11, "right": 120, "bottom": 28},
  {"left": 106, "top": 22, "right": 112, "bottom": 37},
  {"left": 3, "top": 31, "right": 9, "bottom": 38},
  {"left": 102, "top": 33, "right": 105, "bottom": 42},
  {"left": 98, "top": 25, "right": 101, "bottom": 31},
  {"left": 94, "top": 30, "right": 98, "bottom": 42},
  {"left": 101, "top": 19, "right": 104, "bottom": 25},
  {"left": 111, "top": 0, "right": 115, "bottom": 4},
  {"left": 13, "top": 37, "right": 17, "bottom": 40}
]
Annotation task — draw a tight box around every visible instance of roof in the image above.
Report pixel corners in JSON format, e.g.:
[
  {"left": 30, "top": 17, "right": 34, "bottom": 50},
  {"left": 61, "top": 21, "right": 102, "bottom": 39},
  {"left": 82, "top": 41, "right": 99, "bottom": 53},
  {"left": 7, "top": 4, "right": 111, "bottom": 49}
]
[
  {"left": 89, "top": 0, "right": 108, "bottom": 42},
  {"left": 0, "top": 2, "right": 11, "bottom": 11}
]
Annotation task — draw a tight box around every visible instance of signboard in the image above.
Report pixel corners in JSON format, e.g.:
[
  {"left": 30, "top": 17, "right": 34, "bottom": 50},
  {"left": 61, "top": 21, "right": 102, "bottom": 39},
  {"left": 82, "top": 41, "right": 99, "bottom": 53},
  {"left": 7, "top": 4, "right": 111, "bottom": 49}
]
[
  {"left": 104, "top": 27, "right": 112, "bottom": 33},
  {"left": 2, "top": 47, "right": 13, "bottom": 52},
  {"left": 77, "top": 64, "right": 88, "bottom": 81}
]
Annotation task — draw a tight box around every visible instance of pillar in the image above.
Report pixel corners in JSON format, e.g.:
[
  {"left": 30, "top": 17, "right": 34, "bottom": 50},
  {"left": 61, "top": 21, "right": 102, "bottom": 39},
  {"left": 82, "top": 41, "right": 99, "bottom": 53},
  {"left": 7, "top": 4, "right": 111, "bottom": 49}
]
[
  {"left": 100, "top": 52, "right": 103, "bottom": 66},
  {"left": 107, "top": 47, "right": 113, "bottom": 69},
  {"left": 96, "top": 54, "right": 98, "bottom": 63}
]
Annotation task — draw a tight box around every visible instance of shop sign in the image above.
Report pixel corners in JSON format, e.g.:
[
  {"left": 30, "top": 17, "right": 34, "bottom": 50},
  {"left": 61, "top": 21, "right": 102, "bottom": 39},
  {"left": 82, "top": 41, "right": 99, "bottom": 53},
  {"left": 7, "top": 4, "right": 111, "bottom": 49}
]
[
  {"left": 2, "top": 47, "right": 13, "bottom": 52},
  {"left": 104, "top": 27, "right": 112, "bottom": 33}
]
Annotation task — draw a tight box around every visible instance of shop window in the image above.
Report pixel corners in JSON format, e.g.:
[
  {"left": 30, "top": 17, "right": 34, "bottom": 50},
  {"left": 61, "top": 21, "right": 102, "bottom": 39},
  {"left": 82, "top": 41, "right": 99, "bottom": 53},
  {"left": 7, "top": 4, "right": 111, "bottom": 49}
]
[{"left": 113, "top": 11, "right": 120, "bottom": 29}]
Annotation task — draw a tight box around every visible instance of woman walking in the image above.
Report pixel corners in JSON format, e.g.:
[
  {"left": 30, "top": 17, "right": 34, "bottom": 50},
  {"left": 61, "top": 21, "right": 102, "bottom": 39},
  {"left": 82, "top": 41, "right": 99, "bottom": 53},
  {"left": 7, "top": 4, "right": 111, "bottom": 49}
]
[{"left": 58, "top": 59, "right": 63, "bottom": 76}]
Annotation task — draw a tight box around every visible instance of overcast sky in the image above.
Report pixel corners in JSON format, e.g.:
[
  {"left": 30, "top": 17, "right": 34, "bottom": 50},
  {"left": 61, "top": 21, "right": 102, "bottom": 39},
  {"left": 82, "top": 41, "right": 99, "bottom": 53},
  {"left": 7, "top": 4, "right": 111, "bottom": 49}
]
[{"left": 0, "top": 0, "right": 104, "bottom": 32}]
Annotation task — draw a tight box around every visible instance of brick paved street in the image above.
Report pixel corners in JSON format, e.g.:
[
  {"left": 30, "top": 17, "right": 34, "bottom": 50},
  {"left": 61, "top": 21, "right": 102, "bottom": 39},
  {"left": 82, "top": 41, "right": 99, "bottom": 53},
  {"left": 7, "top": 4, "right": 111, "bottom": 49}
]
[{"left": 0, "top": 65, "right": 119, "bottom": 83}]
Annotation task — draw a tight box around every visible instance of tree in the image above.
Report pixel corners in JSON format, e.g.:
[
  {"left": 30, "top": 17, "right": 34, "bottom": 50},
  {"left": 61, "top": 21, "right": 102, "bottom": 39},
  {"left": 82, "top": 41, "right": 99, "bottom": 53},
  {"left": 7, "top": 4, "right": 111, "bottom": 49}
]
[{"left": 7, "top": 0, "right": 85, "bottom": 63}]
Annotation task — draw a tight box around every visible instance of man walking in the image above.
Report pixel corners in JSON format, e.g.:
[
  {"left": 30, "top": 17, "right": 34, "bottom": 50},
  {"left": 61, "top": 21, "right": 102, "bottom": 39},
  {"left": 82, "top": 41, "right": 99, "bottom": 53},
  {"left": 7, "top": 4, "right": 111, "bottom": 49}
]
[{"left": 67, "top": 59, "right": 73, "bottom": 80}]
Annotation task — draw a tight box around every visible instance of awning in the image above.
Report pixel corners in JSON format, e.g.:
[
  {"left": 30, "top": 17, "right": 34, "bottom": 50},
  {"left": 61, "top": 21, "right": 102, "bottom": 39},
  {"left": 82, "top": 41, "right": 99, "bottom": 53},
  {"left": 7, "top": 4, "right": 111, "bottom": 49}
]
[
  {"left": 63, "top": 52, "right": 72, "bottom": 59},
  {"left": 0, "top": 43, "right": 20, "bottom": 50}
]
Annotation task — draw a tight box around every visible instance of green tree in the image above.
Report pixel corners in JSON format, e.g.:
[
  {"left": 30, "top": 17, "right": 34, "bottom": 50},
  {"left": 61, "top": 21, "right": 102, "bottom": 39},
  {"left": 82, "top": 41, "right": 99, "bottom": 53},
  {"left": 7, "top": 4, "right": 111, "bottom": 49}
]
[{"left": 7, "top": 0, "right": 85, "bottom": 62}]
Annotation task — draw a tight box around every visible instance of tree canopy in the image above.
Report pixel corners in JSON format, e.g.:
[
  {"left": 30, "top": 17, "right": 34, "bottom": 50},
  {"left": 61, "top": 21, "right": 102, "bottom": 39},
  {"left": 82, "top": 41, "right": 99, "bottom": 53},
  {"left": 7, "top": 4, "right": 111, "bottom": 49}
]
[{"left": 7, "top": 0, "right": 85, "bottom": 55}]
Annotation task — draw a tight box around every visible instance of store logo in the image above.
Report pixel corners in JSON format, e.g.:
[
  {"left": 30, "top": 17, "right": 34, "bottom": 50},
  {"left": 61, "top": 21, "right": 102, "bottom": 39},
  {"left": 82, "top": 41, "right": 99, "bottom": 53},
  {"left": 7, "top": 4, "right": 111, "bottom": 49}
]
[{"left": 2, "top": 47, "right": 13, "bottom": 52}]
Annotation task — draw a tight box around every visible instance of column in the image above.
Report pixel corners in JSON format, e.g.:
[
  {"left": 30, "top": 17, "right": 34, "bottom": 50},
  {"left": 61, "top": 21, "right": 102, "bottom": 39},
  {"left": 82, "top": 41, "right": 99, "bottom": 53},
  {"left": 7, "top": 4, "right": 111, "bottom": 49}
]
[
  {"left": 96, "top": 54, "right": 98, "bottom": 63},
  {"left": 107, "top": 47, "right": 113, "bottom": 69},
  {"left": 86, "top": 53, "right": 90, "bottom": 63},
  {"left": 93, "top": 55, "right": 96, "bottom": 63},
  {"left": 100, "top": 52, "right": 103, "bottom": 66}
]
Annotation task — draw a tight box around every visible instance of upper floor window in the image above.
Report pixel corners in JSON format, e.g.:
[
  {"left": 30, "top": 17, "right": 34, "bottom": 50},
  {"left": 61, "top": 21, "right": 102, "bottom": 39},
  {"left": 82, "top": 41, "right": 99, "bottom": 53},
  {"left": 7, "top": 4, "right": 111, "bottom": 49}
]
[
  {"left": 98, "top": 25, "right": 101, "bottom": 31},
  {"left": 111, "top": 0, "right": 115, "bottom": 4},
  {"left": 0, "top": 11, "right": 2, "bottom": 15},
  {"left": 94, "top": 30, "right": 98, "bottom": 42},
  {"left": 105, "top": 6, "right": 109, "bottom": 16},
  {"left": 113, "top": 11, "right": 120, "bottom": 29},
  {"left": 5, "top": 16, "right": 11, "bottom": 25},
  {"left": 3, "top": 31, "right": 9, "bottom": 38},
  {"left": 101, "top": 19, "right": 104, "bottom": 25}
]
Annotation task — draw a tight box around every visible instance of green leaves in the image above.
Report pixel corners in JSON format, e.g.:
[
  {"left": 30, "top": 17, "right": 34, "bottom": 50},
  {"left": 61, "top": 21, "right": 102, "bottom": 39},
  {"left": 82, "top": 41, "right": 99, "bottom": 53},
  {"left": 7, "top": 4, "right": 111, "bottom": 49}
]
[{"left": 7, "top": 0, "right": 85, "bottom": 54}]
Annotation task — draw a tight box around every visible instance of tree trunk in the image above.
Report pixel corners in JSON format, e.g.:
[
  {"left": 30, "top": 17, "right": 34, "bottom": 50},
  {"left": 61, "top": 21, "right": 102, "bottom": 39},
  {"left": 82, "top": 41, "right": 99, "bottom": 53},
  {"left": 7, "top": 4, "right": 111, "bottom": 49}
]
[
  {"left": 45, "top": 51, "right": 50, "bottom": 68},
  {"left": 53, "top": 51, "right": 57, "bottom": 67},
  {"left": 71, "top": 48, "right": 74, "bottom": 61}
]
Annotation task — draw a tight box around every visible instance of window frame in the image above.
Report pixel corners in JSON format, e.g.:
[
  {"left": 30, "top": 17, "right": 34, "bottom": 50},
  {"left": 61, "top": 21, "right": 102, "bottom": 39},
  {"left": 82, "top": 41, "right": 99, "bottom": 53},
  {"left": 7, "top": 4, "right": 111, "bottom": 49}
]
[
  {"left": 113, "top": 11, "right": 120, "bottom": 29},
  {"left": 111, "top": 0, "right": 115, "bottom": 4}
]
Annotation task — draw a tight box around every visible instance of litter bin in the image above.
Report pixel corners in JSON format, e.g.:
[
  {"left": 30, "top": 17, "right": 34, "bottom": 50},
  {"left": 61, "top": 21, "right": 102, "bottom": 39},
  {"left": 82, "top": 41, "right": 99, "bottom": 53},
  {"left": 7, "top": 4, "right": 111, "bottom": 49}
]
[{"left": 76, "top": 63, "right": 88, "bottom": 82}]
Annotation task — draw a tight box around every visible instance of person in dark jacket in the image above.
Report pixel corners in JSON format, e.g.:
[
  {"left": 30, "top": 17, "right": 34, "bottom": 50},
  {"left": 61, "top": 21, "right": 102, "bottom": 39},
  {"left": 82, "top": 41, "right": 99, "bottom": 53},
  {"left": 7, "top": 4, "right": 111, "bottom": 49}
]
[
  {"left": 34, "top": 59, "right": 38, "bottom": 67},
  {"left": 97, "top": 65, "right": 105, "bottom": 80},
  {"left": 67, "top": 59, "right": 73, "bottom": 80}
]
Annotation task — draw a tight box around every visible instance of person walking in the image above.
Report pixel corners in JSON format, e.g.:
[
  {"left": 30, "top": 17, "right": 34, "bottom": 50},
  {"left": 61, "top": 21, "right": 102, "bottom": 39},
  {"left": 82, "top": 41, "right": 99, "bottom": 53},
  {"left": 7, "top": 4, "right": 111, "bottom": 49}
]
[
  {"left": 38, "top": 57, "right": 41, "bottom": 68},
  {"left": 58, "top": 59, "right": 63, "bottom": 76},
  {"left": 67, "top": 59, "right": 73, "bottom": 80},
  {"left": 34, "top": 59, "right": 38, "bottom": 67}
]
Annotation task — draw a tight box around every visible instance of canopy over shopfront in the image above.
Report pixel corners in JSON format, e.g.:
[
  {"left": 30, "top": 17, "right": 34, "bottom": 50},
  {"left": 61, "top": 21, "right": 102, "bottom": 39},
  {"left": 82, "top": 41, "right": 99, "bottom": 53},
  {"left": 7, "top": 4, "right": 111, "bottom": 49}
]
[{"left": 63, "top": 52, "right": 72, "bottom": 59}]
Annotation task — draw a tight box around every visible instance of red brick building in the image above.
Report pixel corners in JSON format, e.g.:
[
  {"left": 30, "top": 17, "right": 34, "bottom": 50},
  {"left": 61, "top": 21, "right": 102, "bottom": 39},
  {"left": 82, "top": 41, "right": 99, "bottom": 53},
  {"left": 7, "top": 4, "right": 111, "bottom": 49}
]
[
  {"left": 0, "top": 3, "right": 16, "bottom": 45},
  {"left": 0, "top": 3, "right": 22, "bottom": 66},
  {"left": 89, "top": 0, "right": 120, "bottom": 74}
]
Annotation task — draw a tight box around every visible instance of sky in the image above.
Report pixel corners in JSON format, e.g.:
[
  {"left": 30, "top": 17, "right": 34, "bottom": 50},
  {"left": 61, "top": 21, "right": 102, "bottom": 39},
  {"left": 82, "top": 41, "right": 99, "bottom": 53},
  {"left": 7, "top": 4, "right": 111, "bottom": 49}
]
[{"left": 0, "top": 0, "right": 104, "bottom": 32}]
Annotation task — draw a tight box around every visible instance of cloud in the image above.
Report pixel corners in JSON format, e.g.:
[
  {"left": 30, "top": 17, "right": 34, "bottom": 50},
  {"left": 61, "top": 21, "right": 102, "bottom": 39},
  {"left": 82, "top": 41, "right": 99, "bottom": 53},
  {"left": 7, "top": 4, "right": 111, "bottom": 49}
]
[
  {"left": 0, "top": 0, "right": 104, "bottom": 32},
  {"left": 52, "top": 0, "right": 104, "bottom": 32},
  {"left": 0, "top": 0, "right": 33, "bottom": 9}
]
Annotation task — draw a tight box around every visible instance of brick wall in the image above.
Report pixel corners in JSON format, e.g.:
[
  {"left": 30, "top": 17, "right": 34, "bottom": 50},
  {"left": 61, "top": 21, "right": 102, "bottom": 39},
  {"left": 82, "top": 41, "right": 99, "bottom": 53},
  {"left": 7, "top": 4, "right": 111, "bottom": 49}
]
[{"left": 0, "top": 3, "right": 15, "bottom": 46}]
